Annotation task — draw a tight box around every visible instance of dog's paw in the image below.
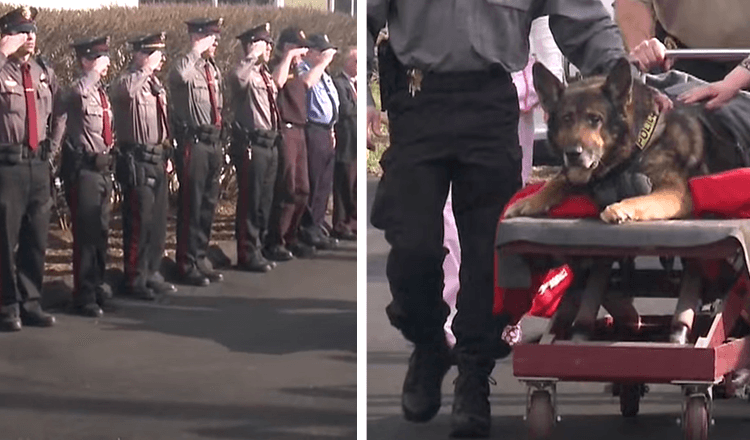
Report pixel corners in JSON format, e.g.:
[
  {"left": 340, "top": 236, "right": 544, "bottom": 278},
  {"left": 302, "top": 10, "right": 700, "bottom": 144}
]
[
  {"left": 504, "top": 197, "right": 548, "bottom": 218},
  {"left": 601, "top": 202, "right": 637, "bottom": 224}
]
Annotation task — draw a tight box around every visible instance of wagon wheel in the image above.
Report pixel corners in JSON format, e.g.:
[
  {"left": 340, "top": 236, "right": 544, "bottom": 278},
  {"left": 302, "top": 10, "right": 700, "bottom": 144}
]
[
  {"left": 528, "top": 390, "right": 555, "bottom": 440},
  {"left": 684, "top": 396, "right": 709, "bottom": 440},
  {"left": 619, "top": 383, "right": 642, "bottom": 417}
]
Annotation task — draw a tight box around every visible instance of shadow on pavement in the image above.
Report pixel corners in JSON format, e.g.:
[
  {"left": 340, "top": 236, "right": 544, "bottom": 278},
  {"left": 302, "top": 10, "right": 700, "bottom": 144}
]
[
  {"left": 0, "top": 391, "right": 355, "bottom": 440},
  {"left": 98, "top": 294, "right": 356, "bottom": 356}
]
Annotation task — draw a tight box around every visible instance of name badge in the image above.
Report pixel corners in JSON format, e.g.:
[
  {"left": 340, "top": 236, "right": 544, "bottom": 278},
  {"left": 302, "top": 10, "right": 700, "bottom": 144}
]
[{"left": 4, "top": 79, "right": 17, "bottom": 87}]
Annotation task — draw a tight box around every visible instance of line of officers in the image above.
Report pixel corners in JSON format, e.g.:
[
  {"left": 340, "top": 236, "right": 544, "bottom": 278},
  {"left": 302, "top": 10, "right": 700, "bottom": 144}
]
[{"left": 0, "top": 6, "right": 357, "bottom": 330}]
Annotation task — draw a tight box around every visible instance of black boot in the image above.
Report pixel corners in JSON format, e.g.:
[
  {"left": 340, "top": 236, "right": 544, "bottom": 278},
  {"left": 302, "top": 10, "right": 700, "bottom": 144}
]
[
  {"left": 0, "top": 304, "right": 21, "bottom": 332},
  {"left": 450, "top": 355, "right": 495, "bottom": 438},
  {"left": 20, "top": 301, "right": 55, "bottom": 327},
  {"left": 401, "top": 339, "right": 452, "bottom": 422}
]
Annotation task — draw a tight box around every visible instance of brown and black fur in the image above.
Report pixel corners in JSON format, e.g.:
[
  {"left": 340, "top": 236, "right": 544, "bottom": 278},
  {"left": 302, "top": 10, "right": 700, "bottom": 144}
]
[{"left": 505, "top": 57, "right": 739, "bottom": 223}]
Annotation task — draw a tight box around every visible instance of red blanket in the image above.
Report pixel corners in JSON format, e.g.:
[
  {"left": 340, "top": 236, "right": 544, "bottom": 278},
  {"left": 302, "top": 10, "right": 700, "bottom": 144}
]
[{"left": 493, "top": 168, "right": 750, "bottom": 324}]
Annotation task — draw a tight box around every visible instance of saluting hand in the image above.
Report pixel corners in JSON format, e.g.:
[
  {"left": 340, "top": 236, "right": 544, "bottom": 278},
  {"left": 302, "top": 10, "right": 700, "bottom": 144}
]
[
  {"left": 0, "top": 33, "right": 27, "bottom": 57},
  {"left": 145, "top": 50, "right": 163, "bottom": 74},
  {"left": 249, "top": 41, "right": 265, "bottom": 60},
  {"left": 321, "top": 48, "right": 337, "bottom": 65},
  {"left": 193, "top": 35, "right": 216, "bottom": 55},
  {"left": 93, "top": 55, "right": 110, "bottom": 77}
]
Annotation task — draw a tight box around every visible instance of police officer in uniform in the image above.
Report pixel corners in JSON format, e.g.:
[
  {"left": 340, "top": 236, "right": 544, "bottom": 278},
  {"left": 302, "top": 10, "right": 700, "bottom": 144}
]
[
  {"left": 169, "top": 18, "right": 225, "bottom": 286},
  {"left": 228, "top": 23, "right": 280, "bottom": 273},
  {"left": 264, "top": 28, "right": 315, "bottom": 261},
  {"left": 368, "top": 0, "right": 627, "bottom": 436},
  {"left": 0, "top": 7, "right": 60, "bottom": 331},
  {"left": 59, "top": 36, "right": 116, "bottom": 317},
  {"left": 111, "top": 32, "right": 175, "bottom": 300},
  {"left": 331, "top": 46, "right": 357, "bottom": 241},
  {"left": 298, "top": 34, "right": 339, "bottom": 251}
]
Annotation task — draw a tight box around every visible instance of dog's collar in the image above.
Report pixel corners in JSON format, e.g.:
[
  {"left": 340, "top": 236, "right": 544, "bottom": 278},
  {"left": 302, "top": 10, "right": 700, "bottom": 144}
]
[{"left": 635, "top": 111, "right": 665, "bottom": 151}]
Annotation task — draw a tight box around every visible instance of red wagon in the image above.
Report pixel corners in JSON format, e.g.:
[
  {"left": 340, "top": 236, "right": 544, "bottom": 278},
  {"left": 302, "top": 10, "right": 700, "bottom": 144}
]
[{"left": 495, "top": 218, "right": 750, "bottom": 440}]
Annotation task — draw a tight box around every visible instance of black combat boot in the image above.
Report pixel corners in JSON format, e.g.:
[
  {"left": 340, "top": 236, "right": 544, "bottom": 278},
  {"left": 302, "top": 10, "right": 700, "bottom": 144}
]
[
  {"left": 401, "top": 338, "right": 453, "bottom": 422},
  {"left": 450, "top": 355, "right": 495, "bottom": 438}
]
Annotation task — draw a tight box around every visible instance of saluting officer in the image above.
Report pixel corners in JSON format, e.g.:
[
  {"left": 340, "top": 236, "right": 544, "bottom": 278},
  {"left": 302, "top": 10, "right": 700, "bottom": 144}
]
[
  {"left": 111, "top": 32, "right": 175, "bottom": 301},
  {"left": 169, "top": 18, "right": 225, "bottom": 287},
  {"left": 264, "top": 27, "right": 314, "bottom": 261},
  {"left": 298, "top": 34, "right": 339, "bottom": 251},
  {"left": 59, "top": 36, "right": 116, "bottom": 317},
  {"left": 229, "top": 23, "right": 281, "bottom": 273},
  {"left": 0, "top": 7, "right": 61, "bottom": 331}
]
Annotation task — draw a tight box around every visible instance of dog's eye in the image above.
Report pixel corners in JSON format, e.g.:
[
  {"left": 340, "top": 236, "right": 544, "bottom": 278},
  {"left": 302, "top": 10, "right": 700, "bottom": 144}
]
[
  {"left": 587, "top": 114, "right": 602, "bottom": 126},
  {"left": 561, "top": 114, "right": 574, "bottom": 125}
]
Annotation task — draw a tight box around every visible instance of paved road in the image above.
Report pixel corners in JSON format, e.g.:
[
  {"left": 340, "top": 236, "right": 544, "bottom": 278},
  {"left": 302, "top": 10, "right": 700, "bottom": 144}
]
[
  {"left": 367, "top": 177, "right": 750, "bottom": 440},
  {"left": 0, "top": 237, "right": 356, "bottom": 439}
]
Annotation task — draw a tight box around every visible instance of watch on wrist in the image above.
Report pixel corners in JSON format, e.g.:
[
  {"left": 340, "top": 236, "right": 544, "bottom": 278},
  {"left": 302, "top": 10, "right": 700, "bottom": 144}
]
[{"left": 740, "top": 56, "right": 750, "bottom": 72}]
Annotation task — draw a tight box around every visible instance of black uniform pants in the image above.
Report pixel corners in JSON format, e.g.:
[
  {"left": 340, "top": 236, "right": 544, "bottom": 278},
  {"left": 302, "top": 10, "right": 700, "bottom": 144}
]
[
  {"left": 67, "top": 168, "right": 112, "bottom": 305},
  {"left": 175, "top": 139, "right": 222, "bottom": 276},
  {"left": 119, "top": 156, "right": 168, "bottom": 293},
  {"left": 333, "top": 160, "right": 357, "bottom": 235},
  {"left": 0, "top": 159, "right": 51, "bottom": 308},
  {"left": 233, "top": 140, "right": 278, "bottom": 265},
  {"left": 304, "top": 124, "right": 336, "bottom": 230},
  {"left": 268, "top": 126, "right": 309, "bottom": 247},
  {"left": 371, "top": 71, "right": 522, "bottom": 355}
]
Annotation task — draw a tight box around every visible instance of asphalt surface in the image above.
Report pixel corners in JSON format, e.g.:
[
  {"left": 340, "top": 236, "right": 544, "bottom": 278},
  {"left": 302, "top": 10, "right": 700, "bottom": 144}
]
[
  {"left": 0, "top": 236, "right": 356, "bottom": 439},
  {"left": 367, "top": 177, "right": 750, "bottom": 440}
]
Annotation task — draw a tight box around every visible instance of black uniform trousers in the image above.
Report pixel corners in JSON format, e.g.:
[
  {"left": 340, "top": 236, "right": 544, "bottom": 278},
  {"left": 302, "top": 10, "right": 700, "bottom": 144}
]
[
  {"left": 0, "top": 157, "right": 51, "bottom": 309},
  {"left": 332, "top": 161, "right": 357, "bottom": 235},
  {"left": 268, "top": 125, "right": 309, "bottom": 247},
  {"left": 233, "top": 140, "right": 278, "bottom": 265},
  {"left": 175, "top": 139, "right": 222, "bottom": 276},
  {"left": 370, "top": 70, "right": 522, "bottom": 356},
  {"left": 118, "top": 151, "right": 168, "bottom": 293},
  {"left": 304, "top": 124, "right": 336, "bottom": 231},
  {"left": 67, "top": 168, "right": 112, "bottom": 305}
]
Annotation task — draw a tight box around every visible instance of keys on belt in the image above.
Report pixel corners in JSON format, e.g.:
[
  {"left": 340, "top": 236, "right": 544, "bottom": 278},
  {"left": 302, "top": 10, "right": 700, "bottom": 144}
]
[{"left": 407, "top": 68, "right": 423, "bottom": 97}]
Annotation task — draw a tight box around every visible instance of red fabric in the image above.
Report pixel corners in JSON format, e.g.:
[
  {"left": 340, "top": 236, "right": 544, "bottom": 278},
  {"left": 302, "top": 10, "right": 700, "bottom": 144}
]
[
  {"left": 494, "top": 168, "right": 750, "bottom": 324},
  {"left": 204, "top": 63, "right": 222, "bottom": 128},
  {"left": 98, "top": 88, "right": 113, "bottom": 148},
  {"left": 22, "top": 63, "right": 38, "bottom": 151}
]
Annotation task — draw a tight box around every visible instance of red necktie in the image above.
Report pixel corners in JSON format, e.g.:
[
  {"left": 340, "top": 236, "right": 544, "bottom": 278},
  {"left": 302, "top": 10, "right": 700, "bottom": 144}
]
[
  {"left": 98, "top": 87, "right": 113, "bottom": 148},
  {"left": 260, "top": 67, "right": 281, "bottom": 130},
  {"left": 204, "top": 62, "right": 221, "bottom": 128},
  {"left": 152, "top": 77, "right": 171, "bottom": 140},
  {"left": 21, "top": 63, "right": 38, "bottom": 151}
]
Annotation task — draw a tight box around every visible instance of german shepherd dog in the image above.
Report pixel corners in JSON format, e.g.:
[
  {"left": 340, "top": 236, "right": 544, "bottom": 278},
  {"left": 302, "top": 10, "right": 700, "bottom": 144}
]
[{"left": 504, "top": 58, "right": 742, "bottom": 342}]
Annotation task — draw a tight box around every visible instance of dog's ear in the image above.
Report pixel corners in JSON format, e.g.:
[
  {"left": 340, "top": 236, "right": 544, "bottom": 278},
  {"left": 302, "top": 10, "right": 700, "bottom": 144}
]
[
  {"left": 603, "top": 58, "right": 633, "bottom": 106},
  {"left": 533, "top": 61, "right": 564, "bottom": 112}
]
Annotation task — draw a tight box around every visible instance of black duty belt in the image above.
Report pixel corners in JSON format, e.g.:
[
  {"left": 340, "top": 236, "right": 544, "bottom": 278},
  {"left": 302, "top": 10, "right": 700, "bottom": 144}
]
[
  {"left": 0, "top": 141, "right": 50, "bottom": 165},
  {"left": 184, "top": 124, "right": 221, "bottom": 144},
  {"left": 81, "top": 151, "right": 114, "bottom": 173},
  {"left": 121, "top": 143, "right": 164, "bottom": 164}
]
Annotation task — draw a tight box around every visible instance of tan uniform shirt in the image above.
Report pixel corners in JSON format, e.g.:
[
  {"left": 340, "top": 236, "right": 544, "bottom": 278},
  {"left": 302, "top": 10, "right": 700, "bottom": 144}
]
[
  {"left": 228, "top": 55, "right": 277, "bottom": 132},
  {"left": 639, "top": 0, "right": 750, "bottom": 48},
  {"left": 63, "top": 70, "right": 112, "bottom": 154},
  {"left": 0, "top": 53, "right": 59, "bottom": 148},
  {"left": 111, "top": 65, "right": 169, "bottom": 146},
  {"left": 168, "top": 51, "right": 223, "bottom": 129}
]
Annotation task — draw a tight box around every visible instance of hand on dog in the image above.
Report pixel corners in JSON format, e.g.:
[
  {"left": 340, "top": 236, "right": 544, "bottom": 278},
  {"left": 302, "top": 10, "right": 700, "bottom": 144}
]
[{"left": 679, "top": 78, "right": 743, "bottom": 110}]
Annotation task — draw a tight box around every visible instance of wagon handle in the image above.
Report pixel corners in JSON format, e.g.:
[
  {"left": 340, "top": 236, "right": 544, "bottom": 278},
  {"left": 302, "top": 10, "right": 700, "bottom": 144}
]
[{"left": 664, "top": 49, "right": 750, "bottom": 61}]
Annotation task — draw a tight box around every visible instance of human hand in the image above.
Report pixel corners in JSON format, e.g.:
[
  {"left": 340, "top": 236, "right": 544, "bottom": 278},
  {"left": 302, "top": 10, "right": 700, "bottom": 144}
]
[
  {"left": 249, "top": 40, "right": 265, "bottom": 59},
  {"left": 367, "top": 106, "right": 387, "bottom": 151},
  {"left": 289, "top": 47, "right": 308, "bottom": 58},
  {"left": 630, "top": 38, "right": 673, "bottom": 72},
  {"left": 0, "top": 33, "right": 27, "bottom": 57},
  {"left": 678, "top": 80, "right": 741, "bottom": 110},
  {"left": 145, "top": 50, "right": 163, "bottom": 73},
  {"left": 653, "top": 89, "right": 674, "bottom": 113},
  {"left": 192, "top": 34, "right": 216, "bottom": 55},
  {"left": 93, "top": 55, "right": 110, "bottom": 76}
]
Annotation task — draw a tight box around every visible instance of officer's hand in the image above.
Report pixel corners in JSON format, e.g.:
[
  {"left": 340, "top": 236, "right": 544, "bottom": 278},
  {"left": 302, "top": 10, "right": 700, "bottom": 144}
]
[
  {"left": 93, "top": 56, "right": 110, "bottom": 77},
  {"left": 321, "top": 48, "right": 337, "bottom": 64},
  {"left": 249, "top": 40, "right": 266, "bottom": 59},
  {"left": 145, "top": 50, "right": 163, "bottom": 73},
  {"left": 166, "top": 158, "right": 174, "bottom": 174},
  {"left": 289, "top": 47, "right": 308, "bottom": 58},
  {"left": 367, "top": 106, "right": 387, "bottom": 151},
  {"left": 630, "top": 38, "right": 673, "bottom": 72},
  {"left": 0, "top": 33, "right": 27, "bottom": 57},
  {"left": 193, "top": 35, "right": 216, "bottom": 55}
]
